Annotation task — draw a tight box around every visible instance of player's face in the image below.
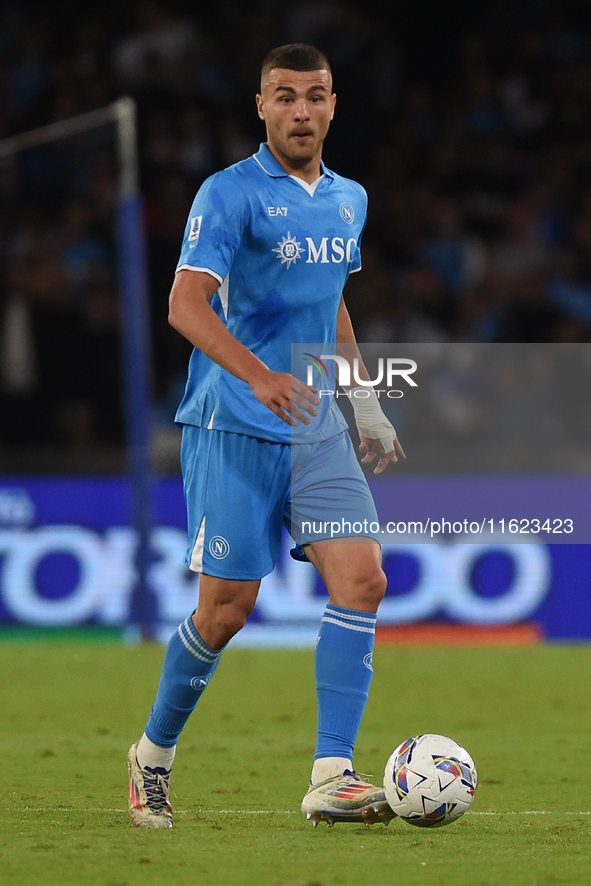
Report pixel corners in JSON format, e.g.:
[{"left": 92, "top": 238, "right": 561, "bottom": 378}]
[{"left": 256, "top": 68, "right": 336, "bottom": 173}]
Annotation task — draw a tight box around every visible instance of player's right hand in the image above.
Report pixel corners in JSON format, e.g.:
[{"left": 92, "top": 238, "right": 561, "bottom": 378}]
[{"left": 250, "top": 370, "right": 320, "bottom": 426}]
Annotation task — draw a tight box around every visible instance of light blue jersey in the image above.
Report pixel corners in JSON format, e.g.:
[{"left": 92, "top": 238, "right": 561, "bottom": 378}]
[{"left": 175, "top": 143, "right": 367, "bottom": 443}]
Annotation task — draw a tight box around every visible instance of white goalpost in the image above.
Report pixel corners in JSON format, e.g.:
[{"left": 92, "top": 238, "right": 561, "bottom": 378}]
[{"left": 0, "top": 98, "right": 157, "bottom": 640}]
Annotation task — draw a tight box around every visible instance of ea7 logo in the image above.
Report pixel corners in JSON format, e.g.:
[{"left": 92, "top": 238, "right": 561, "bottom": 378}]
[
  {"left": 268, "top": 206, "right": 288, "bottom": 216},
  {"left": 188, "top": 215, "right": 203, "bottom": 242}
]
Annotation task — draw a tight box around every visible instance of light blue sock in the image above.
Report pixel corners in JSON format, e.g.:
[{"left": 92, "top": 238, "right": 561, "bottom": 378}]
[
  {"left": 314, "top": 604, "right": 377, "bottom": 761},
  {"left": 145, "top": 614, "right": 223, "bottom": 748}
]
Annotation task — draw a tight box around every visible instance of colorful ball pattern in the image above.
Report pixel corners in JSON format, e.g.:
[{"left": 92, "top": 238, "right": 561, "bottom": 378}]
[{"left": 384, "top": 734, "right": 478, "bottom": 827}]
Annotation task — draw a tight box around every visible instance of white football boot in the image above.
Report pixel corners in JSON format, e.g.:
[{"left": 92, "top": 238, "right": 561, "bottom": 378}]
[
  {"left": 302, "top": 770, "right": 396, "bottom": 827},
  {"left": 127, "top": 741, "right": 173, "bottom": 828}
]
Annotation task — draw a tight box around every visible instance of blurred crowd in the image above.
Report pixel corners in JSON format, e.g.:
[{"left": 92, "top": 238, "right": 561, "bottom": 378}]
[{"left": 0, "top": 0, "right": 590, "bottom": 465}]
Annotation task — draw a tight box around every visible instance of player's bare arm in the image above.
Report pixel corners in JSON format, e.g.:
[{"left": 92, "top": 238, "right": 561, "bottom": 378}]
[
  {"left": 336, "top": 297, "right": 406, "bottom": 474},
  {"left": 168, "top": 269, "right": 319, "bottom": 426}
]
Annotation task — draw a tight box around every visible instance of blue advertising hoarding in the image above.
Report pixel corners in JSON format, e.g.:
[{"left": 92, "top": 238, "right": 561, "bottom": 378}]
[{"left": 0, "top": 476, "right": 589, "bottom": 643}]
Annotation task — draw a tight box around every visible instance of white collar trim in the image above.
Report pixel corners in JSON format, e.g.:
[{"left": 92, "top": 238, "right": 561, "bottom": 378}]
[{"left": 289, "top": 174, "right": 324, "bottom": 196}]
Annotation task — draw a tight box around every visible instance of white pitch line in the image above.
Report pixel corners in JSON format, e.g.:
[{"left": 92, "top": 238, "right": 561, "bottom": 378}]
[
  {"left": 12, "top": 807, "right": 591, "bottom": 816},
  {"left": 14, "top": 807, "right": 295, "bottom": 814}
]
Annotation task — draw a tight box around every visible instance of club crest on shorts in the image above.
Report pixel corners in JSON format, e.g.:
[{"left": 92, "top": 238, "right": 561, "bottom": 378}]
[{"left": 208, "top": 535, "right": 230, "bottom": 559}]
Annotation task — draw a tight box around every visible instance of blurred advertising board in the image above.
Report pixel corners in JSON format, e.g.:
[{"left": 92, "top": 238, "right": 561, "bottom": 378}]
[{"left": 0, "top": 477, "right": 589, "bottom": 645}]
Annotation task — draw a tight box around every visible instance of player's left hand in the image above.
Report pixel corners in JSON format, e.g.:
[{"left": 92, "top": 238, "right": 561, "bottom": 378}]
[{"left": 359, "top": 435, "right": 406, "bottom": 475}]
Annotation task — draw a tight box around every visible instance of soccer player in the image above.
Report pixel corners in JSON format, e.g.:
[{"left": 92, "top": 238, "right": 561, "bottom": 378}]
[{"left": 127, "top": 43, "right": 405, "bottom": 829}]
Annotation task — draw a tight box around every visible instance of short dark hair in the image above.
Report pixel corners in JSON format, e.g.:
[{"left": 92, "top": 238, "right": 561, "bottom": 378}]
[{"left": 261, "top": 44, "right": 331, "bottom": 80}]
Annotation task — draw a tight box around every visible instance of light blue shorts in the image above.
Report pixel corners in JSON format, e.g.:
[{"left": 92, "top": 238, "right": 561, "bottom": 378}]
[{"left": 180, "top": 426, "right": 380, "bottom": 580}]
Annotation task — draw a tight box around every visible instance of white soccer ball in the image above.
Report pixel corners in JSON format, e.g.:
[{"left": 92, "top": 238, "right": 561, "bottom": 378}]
[{"left": 383, "top": 733, "right": 477, "bottom": 828}]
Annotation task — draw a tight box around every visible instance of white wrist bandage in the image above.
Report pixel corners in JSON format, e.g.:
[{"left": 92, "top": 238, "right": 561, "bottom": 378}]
[{"left": 350, "top": 387, "right": 397, "bottom": 453}]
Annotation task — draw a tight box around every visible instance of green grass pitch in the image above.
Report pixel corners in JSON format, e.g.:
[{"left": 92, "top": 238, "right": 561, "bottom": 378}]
[{"left": 1, "top": 639, "right": 590, "bottom": 886}]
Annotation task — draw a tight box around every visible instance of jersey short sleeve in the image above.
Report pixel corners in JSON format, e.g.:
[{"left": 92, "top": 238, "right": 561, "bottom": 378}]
[
  {"left": 176, "top": 173, "right": 250, "bottom": 283},
  {"left": 346, "top": 186, "right": 366, "bottom": 274},
  {"left": 348, "top": 238, "right": 362, "bottom": 274}
]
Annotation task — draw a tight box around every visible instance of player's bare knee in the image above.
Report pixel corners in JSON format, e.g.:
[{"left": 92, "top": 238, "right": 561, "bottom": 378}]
[
  {"left": 192, "top": 592, "right": 255, "bottom": 645},
  {"left": 363, "top": 567, "right": 387, "bottom": 608},
  {"left": 214, "top": 599, "right": 254, "bottom": 637},
  {"left": 345, "top": 567, "right": 387, "bottom": 612}
]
